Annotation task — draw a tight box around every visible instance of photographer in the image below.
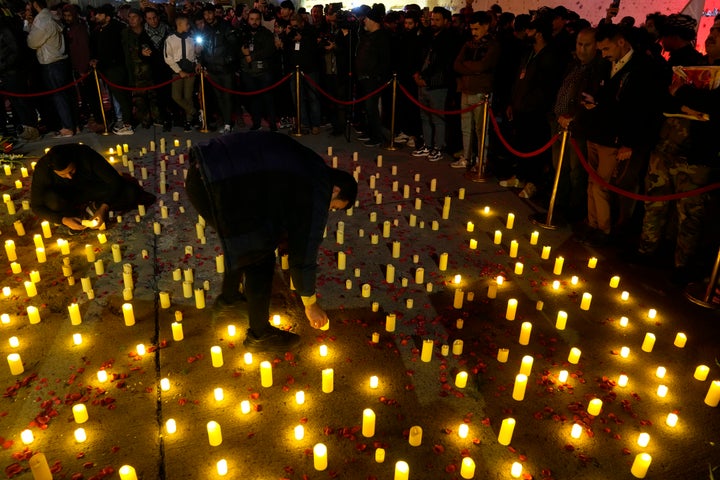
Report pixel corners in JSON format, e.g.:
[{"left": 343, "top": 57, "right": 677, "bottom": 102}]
[{"left": 240, "top": 9, "right": 278, "bottom": 130}]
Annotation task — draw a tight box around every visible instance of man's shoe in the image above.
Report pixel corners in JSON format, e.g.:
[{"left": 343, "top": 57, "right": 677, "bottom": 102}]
[
  {"left": 412, "top": 146, "right": 431, "bottom": 157},
  {"left": 19, "top": 126, "right": 40, "bottom": 141},
  {"left": 213, "top": 294, "right": 247, "bottom": 315},
  {"left": 53, "top": 128, "right": 74, "bottom": 138},
  {"left": 221, "top": 124, "right": 232, "bottom": 134},
  {"left": 406, "top": 137, "right": 416, "bottom": 148},
  {"left": 518, "top": 182, "right": 537, "bottom": 199},
  {"left": 311, "top": 127, "right": 321, "bottom": 135},
  {"left": 356, "top": 134, "right": 370, "bottom": 141},
  {"left": 112, "top": 123, "right": 134, "bottom": 136},
  {"left": 394, "top": 132, "right": 409, "bottom": 143},
  {"left": 499, "top": 176, "right": 525, "bottom": 188},
  {"left": 243, "top": 328, "right": 301, "bottom": 353},
  {"left": 427, "top": 148, "right": 443, "bottom": 162},
  {"left": 450, "top": 157, "right": 468, "bottom": 169},
  {"left": 183, "top": 121, "right": 193, "bottom": 132},
  {"left": 364, "top": 139, "right": 381, "bottom": 147}
]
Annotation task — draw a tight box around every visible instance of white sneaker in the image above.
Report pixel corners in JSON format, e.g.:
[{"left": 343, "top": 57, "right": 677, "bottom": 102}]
[
  {"left": 406, "top": 137, "right": 416, "bottom": 148},
  {"left": 412, "top": 146, "right": 431, "bottom": 157},
  {"left": 112, "top": 123, "right": 134, "bottom": 135},
  {"left": 394, "top": 132, "right": 408, "bottom": 143},
  {"left": 221, "top": 124, "right": 231, "bottom": 134},
  {"left": 427, "top": 149, "right": 443, "bottom": 162},
  {"left": 499, "top": 176, "right": 525, "bottom": 188},
  {"left": 518, "top": 182, "right": 537, "bottom": 199},
  {"left": 450, "top": 157, "right": 468, "bottom": 168}
]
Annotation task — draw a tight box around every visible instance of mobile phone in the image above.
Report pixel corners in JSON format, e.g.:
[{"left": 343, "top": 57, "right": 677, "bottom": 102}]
[{"left": 610, "top": 0, "right": 620, "bottom": 8}]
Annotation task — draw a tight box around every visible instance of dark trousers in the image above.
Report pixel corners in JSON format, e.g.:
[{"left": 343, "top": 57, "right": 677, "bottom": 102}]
[
  {"left": 101, "top": 65, "right": 133, "bottom": 125},
  {"left": 242, "top": 71, "right": 277, "bottom": 128},
  {"left": 185, "top": 163, "right": 276, "bottom": 336},
  {"left": 511, "top": 111, "right": 551, "bottom": 185},
  {"left": 43, "top": 175, "right": 146, "bottom": 219},
  {"left": 206, "top": 71, "right": 234, "bottom": 126},
  {"left": 40, "top": 59, "right": 75, "bottom": 130},
  {"left": 0, "top": 70, "right": 37, "bottom": 128},
  {"left": 358, "top": 77, "right": 384, "bottom": 143}
]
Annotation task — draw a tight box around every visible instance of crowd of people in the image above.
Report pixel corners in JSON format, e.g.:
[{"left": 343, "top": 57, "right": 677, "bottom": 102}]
[{"left": 1, "top": 1, "right": 719, "bottom": 285}]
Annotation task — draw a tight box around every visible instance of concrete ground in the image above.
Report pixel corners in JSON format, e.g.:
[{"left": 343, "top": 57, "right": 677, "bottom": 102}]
[{"left": 0, "top": 123, "right": 718, "bottom": 480}]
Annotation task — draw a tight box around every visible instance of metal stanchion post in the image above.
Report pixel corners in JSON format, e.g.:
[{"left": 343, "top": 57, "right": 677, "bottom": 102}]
[
  {"left": 92, "top": 68, "right": 109, "bottom": 136},
  {"left": 685, "top": 246, "right": 720, "bottom": 309},
  {"left": 465, "top": 98, "right": 489, "bottom": 182},
  {"left": 292, "top": 66, "right": 302, "bottom": 137},
  {"left": 386, "top": 74, "right": 398, "bottom": 151},
  {"left": 199, "top": 70, "right": 209, "bottom": 133},
  {"left": 529, "top": 129, "right": 568, "bottom": 230}
]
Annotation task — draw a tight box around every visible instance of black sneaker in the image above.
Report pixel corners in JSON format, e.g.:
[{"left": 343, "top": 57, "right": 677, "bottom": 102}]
[
  {"left": 183, "top": 121, "right": 193, "bottom": 132},
  {"left": 213, "top": 293, "right": 246, "bottom": 313},
  {"left": 243, "top": 328, "right": 301, "bottom": 353}
]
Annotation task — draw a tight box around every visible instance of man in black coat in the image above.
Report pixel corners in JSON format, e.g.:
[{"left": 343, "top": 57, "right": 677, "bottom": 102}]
[{"left": 185, "top": 132, "right": 358, "bottom": 352}]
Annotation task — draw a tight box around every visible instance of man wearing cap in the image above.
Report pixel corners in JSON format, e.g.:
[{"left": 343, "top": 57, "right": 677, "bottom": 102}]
[
  {"left": 355, "top": 3, "right": 391, "bottom": 147},
  {"left": 90, "top": 4, "right": 135, "bottom": 135},
  {"left": 658, "top": 13, "right": 703, "bottom": 67},
  {"left": 185, "top": 132, "right": 358, "bottom": 352}
]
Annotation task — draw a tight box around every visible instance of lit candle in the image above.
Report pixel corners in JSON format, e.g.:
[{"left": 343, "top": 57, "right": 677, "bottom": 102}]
[
  {"left": 568, "top": 347, "right": 581, "bottom": 364},
  {"left": 73, "top": 333, "right": 82, "bottom": 345},
  {"left": 118, "top": 465, "right": 138, "bottom": 480},
  {"left": 587, "top": 398, "right": 603, "bottom": 416},
  {"left": 674, "top": 332, "right": 687, "bottom": 348},
  {"left": 694, "top": 365, "right": 710, "bottom": 381},
  {"left": 518, "top": 322, "right": 532, "bottom": 345},
  {"left": 211, "top": 346, "right": 223, "bottom": 367},
  {"left": 386, "top": 264, "right": 395, "bottom": 283},
  {"left": 648, "top": 308, "right": 657, "bottom": 319},
  {"left": 27, "top": 306, "right": 40, "bottom": 324},
  {"left": 337, "top": 251, "right": 346, "bottom": 270},
  {"left": 4, "top": 240, "right": 17, "bottom": 261},
  {"left": 7, "top": 353, "right": 23, "bottom": 375},
  {"left": 506, "top": 213, "right": 515, "bottom": 229},
  {"left": 631, "top": 453, "right": 652, "bottom": 478},
  {"left": 541, "top": 245, "right": 551, "bottom": 259},
  {"left": 637, "top": 432, "right": 650, "bottom": 447},
  {"left": 580, "top": 292, "right": 592, "bottom": 310},
  {"left": 74, "top": 428, "right": 87, "bottom": 443},
  {"left": 558, "top": 370, "right": 568, "bottom": 383},
  {"left": 704, "top": 380, "right": 720, "bottom": 407},
  {"left": 620, "top": 346, "right": 630, "bottom": 358},
  {"left": 512, "top": 374, "right": 527, "bottom": 401},
  {"left": 609, "top": 275, "right": 620, "bottom": 288},
  {"left": 408, "top": 426, "right": 423, "bottom": 446},
  {"left": 72, "top": 404, "right": 89, "bottom": 423},
  {"left": 313, "top": 443, "right": 328, "bottom": 471},
  {"left": 556, "top": 311, "right": 568, "bottom": 330},
  {"left": 375, "top": 448, "right": 385, "bottom": 463},
  {"left": 570, "top": 423, "right": 582, "bottom": 439},
  {"left": 460, "top": 457, "right": 475, "bottom": 479},
  {"left": 35, "top": 247, "right": 46, "bottom": 263},
  {"left": 458, "top": 423, "right": 469, "bottom": 438},
  {"left": 497, "top": 348, "right": 509, "bottom": 363},
  {"left": 136, "top": 344, "right": 146, "bottom": 356},
  {"left": 588, "top": 257, "right": 597, "bottom": 268},
  {"left": 260, "top": 361, "right": 272, "bottom": 387},
  {"left": 68, "top": 303, "right": 82, "bottom": 325},
  {"left": 493, "top": 230, "right": 502, "bottom": 245},
  {"left": 214, "top": 387, "right": 224, "bottom": 401},
  {"left": 553, "top": 256, "right": 564, "bottom": 275},
  {"left": 294, "top": 424, "right": 305, "bottom": 440},
  {"left": 514, "top": 262, "right": 523, "bottom": 275},
  {"left": 498, "top": 417, "right": 515, "bottom": 445},
  {"left": 295, "top": 390, "right": 305, "bottom": 404},
  {"left": 20, "top": 429, "right": 34, "bottom": 445},
  {"left": 657, "top": 385, "right": 668, "bottom": 398},
  {"left": 97, "top": 370, "right": 108, "bottom": 382},
  {"left": 641, "top": 333, "right": 656, "bottom": 352},
  {"left": 122, "top": 303, "right": 135, "bottom": 326},
  {"left": 506, "top": 298, "right": 517, "bottom": 320},
  {"left": 618, "top": 374, "right": 628, "bottom": 387},
  {"left": 571, "top": 275, "right": 578, "bottom": 285},
  {"left": 362, "top": 408, "right": 376, "bottom": 437},
  {"left": 217, "top": 459, "right": 227, "bottom": 476},
  {"left": 166, "top": 419, "right": 177, "bottom": 435},
  {"left": 395, "top": 461, "right": 409, "bottom": 480},
  {"left": 438, "top": 252, "right": 448, "bottom": 271},
  {"left": 240, "top": 400, "right": 251, "bottom": 414},
  {"left": 415, "top": 267, "right": 424, "bottom": 284},
  {"left": 207, "top": 421, "right": 222, "bottom": 446},
  {"left": 621, "top": 291, "right": 630, "bottom": 301},
  {"left": 519, "top": 355, "right": 533, "bottom": 376},
  {"left": 469, "top": 239, "right": 477, "bottom": 250},
  {"left": 619, "top": 316, "right": 629, "bottom": 327},
  {"left": 455, "top": 371, "right": 468, "bottom": 388},
  {"left": 369, "top": 376, "right": 379, "bottom": 389},
  {"left": 509, "top": 240, "right": 518, "bottom": 258},
  {"left": 322, "top": 368, "right": 334, "bottom": 393},
  {"left": 24, "top": 281, "right": 37, "bottom": 297},
  {"left": 666, "top": 412, "right": 678, "bottom": 427},
  {"left": 453, "top": 289, "right": 464, "bottom": 309},
  {"left": 420, "top": 339, "right": 433, "bottom": 362}
]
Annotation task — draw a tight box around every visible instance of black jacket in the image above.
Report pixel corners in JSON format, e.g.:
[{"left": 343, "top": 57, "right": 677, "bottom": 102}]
[
  {"left": 355, "top": 28, "right": 391, "bottom": 81},
  {"left": 510, "top": 44, "right": 567, "bottom": 116},
  {"left": 91, "top": 19, "right": 127, "bottom": 71},
  {"left": 199, "top": 19, "right": 240, "bottom": 73},
  {"left": 419, "top": 27, "right": 461, "bottom": 90}
]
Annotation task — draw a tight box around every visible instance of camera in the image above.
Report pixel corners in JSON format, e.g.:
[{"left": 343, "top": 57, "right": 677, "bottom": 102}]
[
  {"left": 195, "top": 35, "right": 203, "bottom": 45},
  {"left": 336, "top": 10, "right": 358, "bottom": 30}
]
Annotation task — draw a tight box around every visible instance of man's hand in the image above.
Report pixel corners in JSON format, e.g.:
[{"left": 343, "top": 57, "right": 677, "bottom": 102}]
[
  {"left": 617, "top": 146, "right": 632, "bottom": 161},
  {"left": 241, "top": 46, "right": 250, "bottom": 56},
  {"left": 305, "top": 303, "right": 329, "bottom": 329},
  {"left": 89, "top": 59, "right": 98, "bottom": 68},
  {"left": 557, "top": 115, "right": 572, "bottom": 130},
  {"left": 90, "top": 203, "right": 109, "bottom": 228},
  {"left": 62, "top": 217, "right": 87, "bottom": 231},
  {"left": 141, "top": 47, "right": 152, "bottom": 57}
]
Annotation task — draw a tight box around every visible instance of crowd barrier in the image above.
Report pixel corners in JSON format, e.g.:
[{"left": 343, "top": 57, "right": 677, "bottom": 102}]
[{"left": 2, "top": 67, "right": 719, "bottom": 203}]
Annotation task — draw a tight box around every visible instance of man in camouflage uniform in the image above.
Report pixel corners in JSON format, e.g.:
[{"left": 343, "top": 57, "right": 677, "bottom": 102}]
[{"left": 637, "top": 22, "right": 720, "bottom": 284}]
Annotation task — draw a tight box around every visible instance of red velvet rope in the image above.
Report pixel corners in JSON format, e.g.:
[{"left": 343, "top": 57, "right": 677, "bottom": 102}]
[
  {"left": 0, "top": 71, "right": 91, "bottom": 98},
  {"left": 570, "top": 138, "right": 720, "bottom": 201},
  {"left": 99, "top": 72, "right": 186, "bottom": 91},
  {"left": 204, "top": 72, "right": 292, "bottom": 95},
  {"left": 302, "top": 73, "right": 391, "bottom": 105},
  {"left": 398, "top": 83, "right": 484, "bottom": 115},
  {"left": 487, "top": 107, "right": 559, "bottom": 158}
]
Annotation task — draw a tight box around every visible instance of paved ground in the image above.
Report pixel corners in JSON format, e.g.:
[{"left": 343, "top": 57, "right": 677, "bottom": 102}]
[{"left": 0, "top": 124, "right": 718, "bottom": 480}]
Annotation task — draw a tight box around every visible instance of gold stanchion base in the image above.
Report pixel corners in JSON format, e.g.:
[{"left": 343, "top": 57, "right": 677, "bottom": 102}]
[
  {"left": 529, "top": 212, "right": 561, "bottom": 231},
  {"left": 385, "top": 145, "right": 398, "bottom": 151},
  {"left": 464, "top": 170, "right": 489, "bottom": 182},
  {"left": 292, "top": 132, "right": 302, "bottom": 137},
  {"left": 100, "top": 131, "right": 110, "bottom": 136},
  {"left": 199, "top": 129, "right": 210, "bottom": 133},
  {"left": 684, "top": 282, "right": 719, "bottom": 309}
]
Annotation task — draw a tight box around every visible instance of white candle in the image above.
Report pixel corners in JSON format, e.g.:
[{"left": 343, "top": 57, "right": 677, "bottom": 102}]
[
  {"left": 553, "top": 256, "right": 564, "bottom": 275},
  {"left": 674, "top": 332, "right": 687, "bottom": 348},
  {"left": 455, "top": 371, "right": 468, "bottom": 388},
  {"left": 558, "top": 370, "right": 569, "bottom": 383},
  {"left": 207, "top": 421, "right": 222, "bottom": 446},
  {"left": 493, "top": 230, "right": 502, "bottom": 245},
  {"left": 637, "top": 432, "right": 650, "bottom": 447},
  {"left": 385, "top": 313, "right": 396, "bottom": 332},
  {"left": 509, "top": 240, "right": 518, "bottom": 258},
  {"left": 641, "top": 333, "right": 656, "bottom": 352},
  {"left": 506, "top": 213, "right": 515, "bottom": 229},
  {"left": 322, "top": 368, "right": 334, "bottom": 393},
  {"left": 618, "top": 374, "right": 628, "bottom": 387},
  {"left": 512, "top": 374, "right": 527, "bottom": 401},
  {"left": 260, "top": 361, "right": 273, "bottom": 387},
  {"left": 666, "top": 412, "right": 678, "bottom": 427},
  {"left": 498, "top": 417, "right": 515, "bottom": 445},
  {"left": 587, "top": 398, "right": 602, "bottom": 416},
  {"left": 362, "top": 408, "right": 376, "bottom": 437},
  {"left": 580, "top": 292, "right": 592, "bottom": 310},
  {"left": 506, "top": 298, "right": 517, "bottom": 320},
  {"left": 568, "top": 347, "right": 581, "bottom": 364},
  {"left": 497, "top": 348, "right": 509, "bottom": 363},
  {"left": 122, "top": 303, "right": 135, "bottom": 326},
  {"left": 408, "top": 426, "right": 423, "bottom": 446},
  {"left": 609, "top": 275, "right": 620, "bottom": 288},
  {"left": 514, "top": 262, "right": 523, "bottom": 275},
  {"left": 72, "top": 404, "right": 89, "bottom": 423},
  {"left": 530, "top": 231, "right": 539, "bottom": 245},
  {"left": 518, "top": 322, "right": 532, "bottom": 345},
  {"left": 571, "top": 423, "right": 582, "bottom": 439},
  {"left": 35, "top": 247, "right": 46, "bottom": 263},
  {"left": 556, "top": 311, "right": 568, "bottom": 330},
  {"left": 211, "top": 346, "right": 223, "bottom": 367},
  {"left": 695, "top": 365, "right": 710, "bottom": 381},
  {"left": 313, "top": 443, "right": 328, "bottom": 471},
  {"left": 438, "top": 252, "right": 448, "bottom": 271},
  {"left": 7, "top": 353, "right": 23, "bottom": 375},
  {"left": 541, "top": 245, "right": 551, "bottom": 259},
  {"left": 621, "top": 291, "right": 630, "bottom": 301},
  {"left": 704, "top": 380, "right": 720, "bottom": 407},
  {"left": 394, "top": 461, "right": 409, "bottom": 480},
  {"left": 460, "top": 457, "right": 475, "bottom": 479},
  {"left": 519, "top": 355, "right": 533, "bottom": 376},
  {"left": 68, "top": 303, "right": 82, "bottom": 325},
  {"left": 118, "top": 465, "right": 138, "bottom": 480},
  {"left": 588, "top": 257, "right": 598, "bottom": 268},
  {"left": 631, "top": 453, "right": 652, "bottom": 478},
  {"left": 420, "top": 339, "right": 433, "bottom": 362},
  {"left": 369, "top": 376, "right": 379, "bottom": 389}
]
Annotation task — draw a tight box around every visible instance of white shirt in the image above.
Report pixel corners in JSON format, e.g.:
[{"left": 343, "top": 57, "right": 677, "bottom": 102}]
[{"left": 611, "top": 49, "right": 633, "bottom": 78}]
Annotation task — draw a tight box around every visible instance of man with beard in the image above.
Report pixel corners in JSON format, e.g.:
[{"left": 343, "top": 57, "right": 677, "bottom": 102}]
[
  {"left": 90, "top": 4, "right": 134, "bottom": 135},
  {"left": 144, "top": 7, "right": 174, "bottom": 131},
  {"left": 240, "top": 9, "right": 278, "bottom": 130},
  {"left": 452, "top": 11, "right": 500, "bottom": 169}
]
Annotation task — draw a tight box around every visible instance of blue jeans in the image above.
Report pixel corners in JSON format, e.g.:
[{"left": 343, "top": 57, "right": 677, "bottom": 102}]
[
  {"left": 419, "top": 87, "right": 447, "bottom": 149},
  {"left": 40, "top": 59, "right": 75, "bottom": 131}
]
